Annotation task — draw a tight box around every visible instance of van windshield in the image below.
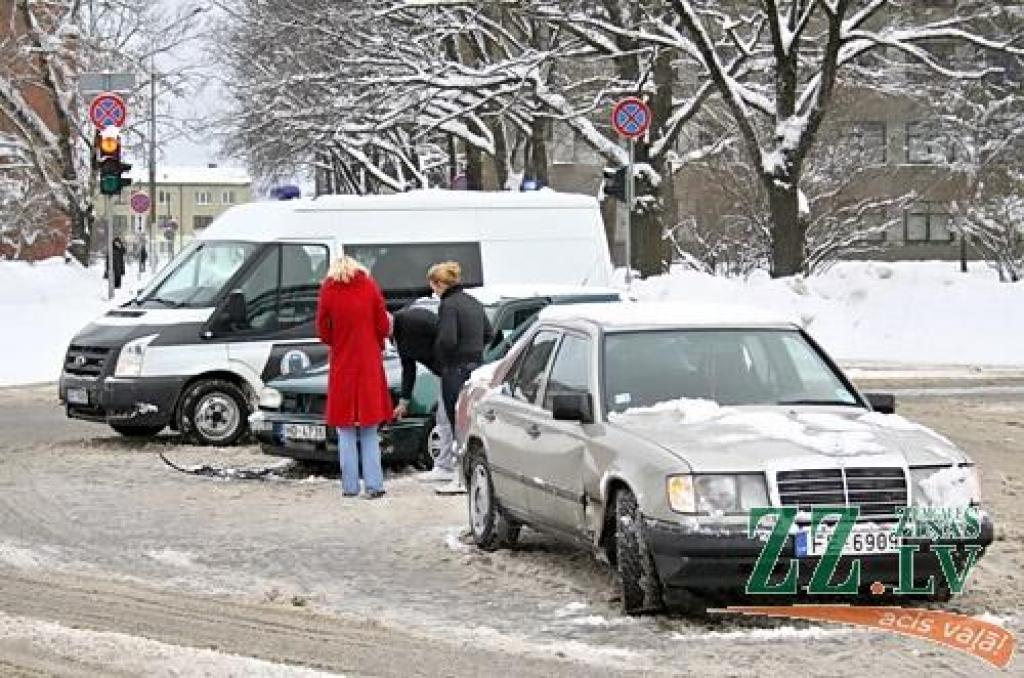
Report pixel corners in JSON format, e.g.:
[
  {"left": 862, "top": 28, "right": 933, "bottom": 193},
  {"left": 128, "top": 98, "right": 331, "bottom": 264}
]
[{"left": 139, "top": 241, "right": 259, "bottom": 308}]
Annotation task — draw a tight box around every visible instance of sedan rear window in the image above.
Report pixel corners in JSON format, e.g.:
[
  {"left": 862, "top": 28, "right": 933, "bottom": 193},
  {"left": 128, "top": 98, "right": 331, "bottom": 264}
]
[{"left": 604, "top": 329, "right": 858, "bottom": 413}]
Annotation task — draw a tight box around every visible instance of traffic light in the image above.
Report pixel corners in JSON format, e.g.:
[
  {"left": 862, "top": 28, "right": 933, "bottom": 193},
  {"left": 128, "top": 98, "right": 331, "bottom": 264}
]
[
  {"left": 603, "top": 166, "right": 627, "bottom": 203},
  {"left": 96, "top": 128, "right": 132, "bottom": 196}
]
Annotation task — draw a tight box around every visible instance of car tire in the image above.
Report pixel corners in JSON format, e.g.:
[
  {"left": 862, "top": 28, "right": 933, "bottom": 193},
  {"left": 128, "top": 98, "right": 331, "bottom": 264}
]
[
  {"left": 467, "top": 453, "right": 519, "bottom": 551},
  {"left": 110, "top": 424, "right": 164, "bottom": 438},
  {"left": 177, "top": 379, "right": 249, "bottom": 446},
  {"left": 412, "top": 418, "right": 440, "bottom": 471},
  {"left": 615, "top": 488, "right": 665, "bottom": 616}
]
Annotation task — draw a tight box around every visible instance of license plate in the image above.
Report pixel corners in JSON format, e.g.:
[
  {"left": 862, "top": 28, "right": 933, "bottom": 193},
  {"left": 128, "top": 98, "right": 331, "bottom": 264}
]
[
  {"left": 798, "top": 526, "right": 901, "bottom": 557},
  {"left": 284, "top": 423, "right": 326, "bottom": 442},
  {"left": 66, "top": 387, "right": 89, "bottom": 405}
]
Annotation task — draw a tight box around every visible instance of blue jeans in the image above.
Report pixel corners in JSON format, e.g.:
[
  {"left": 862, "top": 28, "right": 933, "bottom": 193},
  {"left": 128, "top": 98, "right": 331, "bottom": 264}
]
[{"left": 337, "top": 426, "right": 384, "bottom": 495}]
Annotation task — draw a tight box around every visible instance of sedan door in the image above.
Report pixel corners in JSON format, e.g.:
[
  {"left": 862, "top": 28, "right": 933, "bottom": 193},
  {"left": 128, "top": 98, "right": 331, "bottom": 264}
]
[
  {"left": 520, "top": 332, "right": 596, "bottom": 535},
  {"left": 477, "top": 329, "right": 561, "bottom": 516}
]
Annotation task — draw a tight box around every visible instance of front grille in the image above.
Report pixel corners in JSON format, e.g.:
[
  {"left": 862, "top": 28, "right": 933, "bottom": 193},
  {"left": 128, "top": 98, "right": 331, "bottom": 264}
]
[
  {"left": 63, "top": 345, "right": 112, "bottom": 377},
  {"left": 776, "top": 467, "right": 908, "bottom": 521},
  {"left": 281, "top": 393, "right": 326, "bottom": 415}
]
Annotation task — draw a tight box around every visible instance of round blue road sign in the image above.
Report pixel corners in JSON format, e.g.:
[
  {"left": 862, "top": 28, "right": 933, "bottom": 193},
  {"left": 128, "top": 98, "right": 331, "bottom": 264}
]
[{"left": 611, "top": 97, "right": 652, "bottom": 140}]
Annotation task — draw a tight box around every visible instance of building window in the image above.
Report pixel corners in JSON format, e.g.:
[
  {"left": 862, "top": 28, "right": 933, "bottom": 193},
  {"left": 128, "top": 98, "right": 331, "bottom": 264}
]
[
  {"left": 112, "top": 214, "right": 128, "bottom": 234},
  {"left": 843, "top": 122, "right": 887, "bottom": 164},
  {"left": 193, "top": 215, "right": 214, "bottom": 230},
  {"left": 195, "top": 191, "right": 212, "bottom": 205},
  {"left": 221, "top": 190, "right": 236, "bottom": 205},
  {"left": 860, "top": 209, "right": 889, "bottom": 242},
  {"left": 905, "top": 121, "right": 960, "bottom": 164},
  {"left": 904, "top": 203, "right": 954, "bottom": 243},
  {"left": 158, "top": 190, "right": 171, "bottom": 204}
]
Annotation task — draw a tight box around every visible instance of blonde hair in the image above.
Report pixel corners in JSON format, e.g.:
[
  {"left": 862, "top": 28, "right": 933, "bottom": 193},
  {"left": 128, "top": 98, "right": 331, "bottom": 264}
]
[
  {"left": 427, "top": 261, "right": 461, "bottom": 287},
  {"left": 327, "top": 255, "right": 369, "bottom": 283}
]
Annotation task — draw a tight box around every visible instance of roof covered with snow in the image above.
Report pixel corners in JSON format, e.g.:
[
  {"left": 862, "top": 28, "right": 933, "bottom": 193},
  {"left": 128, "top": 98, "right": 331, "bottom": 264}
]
[
  {"left": 127, "top": 165, "right": 252, "bottom": 186},
  {"left": 466, "top": 284, "right": 623, "bottom": 305},
  {"left": 283, "top": 188, "right": 596, "bottom": 212},
  {"left": 538, "top": 301, "right": 799, "bottom": 329}
]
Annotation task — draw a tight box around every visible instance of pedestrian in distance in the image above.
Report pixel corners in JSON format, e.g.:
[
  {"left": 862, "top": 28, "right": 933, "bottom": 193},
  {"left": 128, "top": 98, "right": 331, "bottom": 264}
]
[
  {"left": 139, "top": 243, "right": 148, "bottom": 273},
  {"left": 316, "top": 255, "right": 393, "bottom": 499},
  {"left": 107, "top": 236, "right": 127, "bottom": 289},
  {"left": 429, "top": 261, "right": 493, "bottom": 495},
  {"left": 391, "top": 304, "right": 457, "bottom": 484}
]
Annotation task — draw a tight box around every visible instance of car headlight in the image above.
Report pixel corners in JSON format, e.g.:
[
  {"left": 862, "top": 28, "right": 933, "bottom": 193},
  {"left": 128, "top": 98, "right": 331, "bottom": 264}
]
[
  {"left": 114, "top": 334, "right": 158, "bottom": 377},
  {"left": 258, "top": 387, "right": 282, "bottom": 410},
  {"left": 667, "top": 474, "right": 769, "bottom": 515},
  {"left": 910, "top": 464, "right": 981, "bottom": 508}
]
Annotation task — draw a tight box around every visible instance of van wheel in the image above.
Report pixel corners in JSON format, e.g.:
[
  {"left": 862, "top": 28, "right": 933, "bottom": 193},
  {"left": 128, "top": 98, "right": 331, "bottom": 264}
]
[
  {"left": 110, "top": 424, "right": 164, "bottom": 438},
  {"left": 615, "top": 489, "right": 665, "bottom": 616},
  {"left": 177, "top": 379, "right": 249, "bottom": 446},
  {"left": 467, "top": 454, "right": 519, "bottom": 551}
]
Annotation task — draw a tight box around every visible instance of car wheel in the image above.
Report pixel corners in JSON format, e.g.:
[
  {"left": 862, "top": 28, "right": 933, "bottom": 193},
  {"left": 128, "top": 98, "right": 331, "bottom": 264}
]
[
  {"left": 413, "top": 419, "right": 442, "bottom": 471},
  {"left": 177, "top": 379, "right": 249, "bottom": 446},
  {"left": 615, "top": 488, "right": 665, "bottom": 616},
  {"left": 110, "top": 424, "right": 164, "bottom": 438},
  {"left": 467, "top": 453, "right": 519, "bottom": 551}
]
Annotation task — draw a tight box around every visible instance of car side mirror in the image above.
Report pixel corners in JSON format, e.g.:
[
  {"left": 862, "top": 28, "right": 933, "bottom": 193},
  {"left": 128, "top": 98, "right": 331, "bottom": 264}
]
[
  {"left": 226, "top": 290, "right": 246, "bottom": 326},
  {"left": 866, "top": 392, "right": 896, "bottom": 414},
  {"left": 552, "top": 393, "right": 594, "bottom": 424}
]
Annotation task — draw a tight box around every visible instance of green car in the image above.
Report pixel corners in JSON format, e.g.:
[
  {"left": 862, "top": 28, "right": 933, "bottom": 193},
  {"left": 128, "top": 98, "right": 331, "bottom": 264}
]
[{"left": 249, "top": 287, "right": 623, "bottom": 467}]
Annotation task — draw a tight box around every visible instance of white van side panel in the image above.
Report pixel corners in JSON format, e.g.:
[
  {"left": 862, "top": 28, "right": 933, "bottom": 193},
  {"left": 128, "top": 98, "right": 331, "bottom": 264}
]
[{"left": 142, "top": 343, "right": 229, "bottom": 380}]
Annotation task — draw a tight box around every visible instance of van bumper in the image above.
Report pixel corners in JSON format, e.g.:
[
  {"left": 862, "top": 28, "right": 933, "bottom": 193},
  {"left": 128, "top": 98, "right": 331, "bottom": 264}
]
[
  {"left": 59, "top": 374, "right": 184, "bottom": 427},
  {"left": 643, "top": 515, "right": 994, "bottom": 595}
]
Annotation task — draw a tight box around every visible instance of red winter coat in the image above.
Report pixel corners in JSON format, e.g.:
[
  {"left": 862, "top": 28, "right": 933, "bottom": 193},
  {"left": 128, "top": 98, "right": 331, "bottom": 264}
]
[{"left": 316, "top": 271, "right": 393, "bottom": 428}]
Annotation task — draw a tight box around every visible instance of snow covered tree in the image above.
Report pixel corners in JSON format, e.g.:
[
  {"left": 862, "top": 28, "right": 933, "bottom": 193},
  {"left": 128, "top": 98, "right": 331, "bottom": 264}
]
[
  {"left": 0, "top": 0, "right": 205, "bottom": 263},
  {"left": 595, "top": 0, "right": 1023, "bottom": 276}
]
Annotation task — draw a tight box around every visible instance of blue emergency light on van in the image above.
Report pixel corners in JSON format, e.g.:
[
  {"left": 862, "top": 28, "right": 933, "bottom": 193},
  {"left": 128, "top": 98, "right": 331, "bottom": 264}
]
[
  {"left": 270, "top": 185, "right": 301, "bottom": 200},
  {"left": 56, "top": 191, "right": 613, "bottom": 446}
]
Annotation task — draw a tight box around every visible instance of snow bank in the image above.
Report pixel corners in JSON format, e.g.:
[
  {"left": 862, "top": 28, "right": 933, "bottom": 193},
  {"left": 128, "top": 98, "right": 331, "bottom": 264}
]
[
  {"left": 624, "top": 261, "right": 1024, "bottom": 366},
  {"left": 0, "top": 257, "right": 145, "bottom": 385}
]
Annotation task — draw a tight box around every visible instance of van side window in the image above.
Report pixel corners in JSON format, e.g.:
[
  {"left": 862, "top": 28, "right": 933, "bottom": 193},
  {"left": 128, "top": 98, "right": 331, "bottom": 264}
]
[
  {"left": 237, "top": 248, "right": 280, "bottom": 332},
  {"left": 345, "top": 242, "right": 482, "bottom": 308},
  {"left": 229, "top": 243, "right": 329, "bottom": 334},
  {"left": 279, "top": 244, "right": 329, "bottom": 328},
  {"left": 506, "top": 330, "right": 559, "bottom": 405}
]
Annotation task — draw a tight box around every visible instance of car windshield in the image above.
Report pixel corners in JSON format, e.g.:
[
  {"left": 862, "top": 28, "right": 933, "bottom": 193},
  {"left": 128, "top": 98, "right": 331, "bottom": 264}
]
[
  {"left": 138, "top": 241, "right": 259, "bottom": 308},
  {"left": 604, "top": 329, "right": 860, "bottom": 413}
]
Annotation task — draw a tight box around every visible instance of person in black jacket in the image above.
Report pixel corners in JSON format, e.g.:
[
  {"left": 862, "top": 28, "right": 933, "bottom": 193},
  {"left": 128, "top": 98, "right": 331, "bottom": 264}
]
[
  {"left": 392, "top": 304, "right": 456, "bottom": 482},
  {"left": 429, "top": 261, "right": 493, "bottom": 435}
]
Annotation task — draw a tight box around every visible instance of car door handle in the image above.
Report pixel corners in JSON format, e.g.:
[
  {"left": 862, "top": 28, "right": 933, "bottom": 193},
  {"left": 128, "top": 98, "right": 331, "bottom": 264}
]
[
  {"left": 482, "top": 409, "right": 496, "bottom": 422},
  {"left": 526, "top": 423, "right": 541, "bottom": 439}
]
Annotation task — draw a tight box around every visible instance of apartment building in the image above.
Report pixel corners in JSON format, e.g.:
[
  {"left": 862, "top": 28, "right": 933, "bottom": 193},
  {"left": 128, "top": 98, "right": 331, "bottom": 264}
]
[{"left": 99, "top": 165, "right": 252, "bottom": 261}]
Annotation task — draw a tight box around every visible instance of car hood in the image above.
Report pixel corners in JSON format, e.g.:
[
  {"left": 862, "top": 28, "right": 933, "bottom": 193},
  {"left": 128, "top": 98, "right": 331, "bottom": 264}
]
[
  {"left": 608, "top": 402, "right": 968, "bottom": 473},
  {"left": 266, "top": 354, "right": 405, "bottom": 395}
]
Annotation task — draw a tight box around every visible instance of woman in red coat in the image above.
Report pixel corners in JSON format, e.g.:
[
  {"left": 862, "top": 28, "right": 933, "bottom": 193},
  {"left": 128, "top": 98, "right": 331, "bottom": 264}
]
[{"left": 316, "top": 256, "right": 392, "bottom": 498}]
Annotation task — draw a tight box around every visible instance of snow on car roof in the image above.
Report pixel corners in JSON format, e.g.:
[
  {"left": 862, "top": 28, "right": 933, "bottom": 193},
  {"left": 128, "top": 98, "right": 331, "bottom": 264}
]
[
  {"left": 465, "top": 284, "right": 623, "bottom": 305},
  {"left": 538, "top": 301, "right": 798, "bottom": 329}
]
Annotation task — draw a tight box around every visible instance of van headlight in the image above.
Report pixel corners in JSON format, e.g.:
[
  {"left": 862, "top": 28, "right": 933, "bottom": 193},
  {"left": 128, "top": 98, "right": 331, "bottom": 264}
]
[
  {"left": 114, "top": 334, "right": 158, "bottom": 377},
  {"left": 910, "top": 464, "right": 981, "bottom": 508},
  {"left": 667, "top": 474, "right": 769, "bottom": 515},
  {"left": 259, "top": 387, "right": 282, "bottom": 410}
]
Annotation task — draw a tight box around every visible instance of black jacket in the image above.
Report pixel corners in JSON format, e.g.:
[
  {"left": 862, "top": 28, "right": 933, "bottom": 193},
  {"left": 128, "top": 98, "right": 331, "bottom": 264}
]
[
  {"left": 392, "top": 306, "right": 441, "bottom": 401},
  {"left": 435, "top": 285, "right": 493, "bottom": 369}
]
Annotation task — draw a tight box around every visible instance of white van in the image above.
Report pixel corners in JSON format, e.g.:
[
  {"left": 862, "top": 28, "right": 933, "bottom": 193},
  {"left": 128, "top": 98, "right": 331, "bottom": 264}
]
[{"left": 58, "top": 190, "right": 613, "bottom": 445}]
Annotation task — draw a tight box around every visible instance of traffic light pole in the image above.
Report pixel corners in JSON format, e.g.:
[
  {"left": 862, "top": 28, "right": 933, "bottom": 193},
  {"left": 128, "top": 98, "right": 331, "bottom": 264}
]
[
  {"left": 625, "top": 139, "right": 634, "bottom": 286},
  {"left": 105, "top": 194, "right": 114, "bottom": 300}
]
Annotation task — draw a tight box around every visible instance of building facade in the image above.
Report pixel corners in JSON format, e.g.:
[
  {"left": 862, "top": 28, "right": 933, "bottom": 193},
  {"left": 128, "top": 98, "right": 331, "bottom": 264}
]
[{"left": 97, "top": 165, "right": 252, "bottom": 264}]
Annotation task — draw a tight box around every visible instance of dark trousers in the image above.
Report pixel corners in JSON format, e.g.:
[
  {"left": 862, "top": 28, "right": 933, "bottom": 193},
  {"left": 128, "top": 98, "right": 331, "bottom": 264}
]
[{"left": 441, "top": 362, "right": 479, "bottom": 430}]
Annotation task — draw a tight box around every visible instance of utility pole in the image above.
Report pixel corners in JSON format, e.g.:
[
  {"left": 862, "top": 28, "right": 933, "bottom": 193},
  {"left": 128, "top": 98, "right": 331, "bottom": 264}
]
[{"left": 148, "top": 53, "right": 158, "bottom": 272}]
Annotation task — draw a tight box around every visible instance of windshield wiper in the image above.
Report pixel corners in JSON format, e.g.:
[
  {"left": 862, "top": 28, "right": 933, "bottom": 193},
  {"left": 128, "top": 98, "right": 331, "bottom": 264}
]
[
  {"left": 777, "top": 399, "right": 859, "bottom": 407},
  {"left": 146, "top": 297, "right": 186, "bottom": 308}
]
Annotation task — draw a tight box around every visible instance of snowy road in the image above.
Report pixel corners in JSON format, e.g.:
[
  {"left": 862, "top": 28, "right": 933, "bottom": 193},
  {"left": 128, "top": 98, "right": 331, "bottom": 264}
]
[{"left": 0, "top": 383, "right": 1021, "bottom": 676}]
